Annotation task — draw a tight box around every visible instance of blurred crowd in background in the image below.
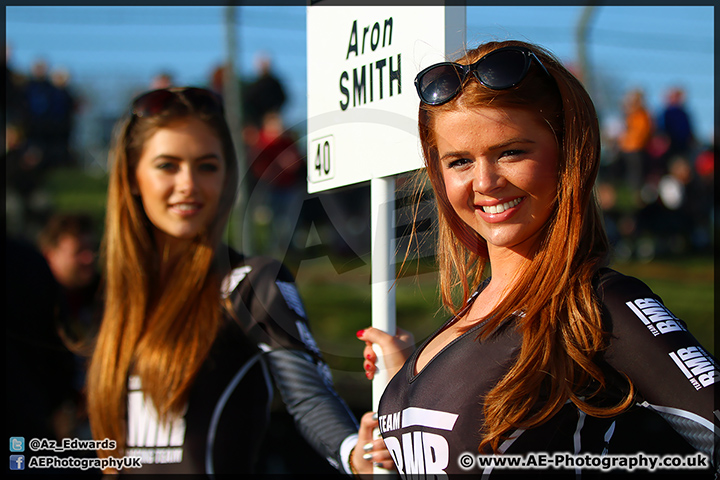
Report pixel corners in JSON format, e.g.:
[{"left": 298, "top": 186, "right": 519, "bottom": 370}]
[
  {"left": 598, "top": 86, "right": 714, "bottom": 261},
  {"left": 6, "top": 44, "right": 715, "bottom": 266},
  {"left": 5, "top": 47, "right": 306, "bottom": 248},
  {"left": 6, "top": 54, "right": 79, "bottom": 235}
]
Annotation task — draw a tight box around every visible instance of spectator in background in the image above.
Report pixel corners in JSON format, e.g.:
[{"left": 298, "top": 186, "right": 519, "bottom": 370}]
[
  {"left": 48, "top": 68, "right": 78, "bottom": 168},
  {"left": 634, "top": 153, "right": 712, "bottom": 258},
  {"left": 245, "top": 111, "right": 304, "bottom": 255},
  {"left": 658, "top": 87, "right": 695, "bottom": 165},
  {"left": 6, "top": 237, "right": 77, "bottom": 443},
  {"left": 38, "top": 213, "right": 102, "bottom": 441},
  {"left": 617, "top": 88, "right": 653, "bottom": 190},
  {"left": 150, "top": 71, "right": 174, "bottom": 90},
  {"left": 5, "top": 43, "right": 28, "bottom": 129},
  {"left": 38, "top": 213, "right": 101, "bottom": 348},
  {"left": 24, "top": 59, "right": 57, "bottom": 169},
  {"left": 243, "top": 53, "right": 286, "bottom": 128},
  {"left": 596, "top": 182, "right": 623, "bottom": 251},
  {"left": 693, "top": 143, "right": 714, "bottom": 252},
  {"left": 241, "top": 53, "right": 304, "bottom": 256},
  {"left": 655, "top": 156, "right": 695, "bottom": 253},
  {"left": 5, "top": 122, "right": 44, "bottom": 235},
  {"left": 662, "top": 154, "right": 713, "bottom": 254}
]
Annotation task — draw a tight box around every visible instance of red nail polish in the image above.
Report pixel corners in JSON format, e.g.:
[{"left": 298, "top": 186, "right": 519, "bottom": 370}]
[
  {"left": 366, "top": 354, "right": 372, "bottom": 360},
  {"left": 365, "top": 371, "right": 372, "bottom": 379},
  {"left": 356, "top": 329, "right": 365, "bottom": 338}
]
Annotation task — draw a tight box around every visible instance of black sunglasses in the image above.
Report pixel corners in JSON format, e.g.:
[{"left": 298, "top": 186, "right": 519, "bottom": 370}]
[
  {"left": 414, "top": 46, "right": 551, "bottom": 106},
  {"left": 130, "top": 87, "right": 224, "bottom": 118}
]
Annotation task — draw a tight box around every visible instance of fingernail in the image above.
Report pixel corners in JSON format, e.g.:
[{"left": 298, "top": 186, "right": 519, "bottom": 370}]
[
  {"left": 365, "top": 354, "right": 372, "bottom": 360},
  {"left": 372, "top": 412, "right": 378, "bottom": 420},
  {"left": 374, "top": 463, "right": 383, "bottom": 468},
  {"left": 365, "top": 371, "right": 372, "bottom": 379},
  {"left": 363, "top": 453, "right": 373, "bottom": 461},
  {"left": 356, "top": 329, "right": 365, "bottom": 338},
  {"left": 363, "top": 442, "right": 373, "bottom": 452}
]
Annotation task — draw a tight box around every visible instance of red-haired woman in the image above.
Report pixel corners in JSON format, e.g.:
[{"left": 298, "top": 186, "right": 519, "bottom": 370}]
[{"left": 359, "top": 40, "right": 717, "bottom": 477}]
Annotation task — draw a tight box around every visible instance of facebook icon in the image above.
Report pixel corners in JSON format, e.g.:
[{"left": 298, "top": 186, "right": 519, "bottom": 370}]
[{"left": 10, "top": 455, "right": 25, "bottom": 470}]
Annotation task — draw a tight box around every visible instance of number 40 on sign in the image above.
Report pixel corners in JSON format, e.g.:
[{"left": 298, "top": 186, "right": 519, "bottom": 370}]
[{"left": 309, "top": 135, "right": 335, "bottom": 183}]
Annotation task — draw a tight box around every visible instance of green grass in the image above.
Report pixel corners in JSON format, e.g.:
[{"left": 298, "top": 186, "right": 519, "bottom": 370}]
[{"left": 42, "top": 167, "right": 109, "bottom": 227}]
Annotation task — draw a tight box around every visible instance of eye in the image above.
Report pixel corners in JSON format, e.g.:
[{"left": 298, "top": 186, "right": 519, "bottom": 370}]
[
  {"left": 498, "top": 149, "right": 526, "bottom": 161},
  {"left": 446, "top": 157, "right": 472, "bottom": 169},
  {"left": 198, "top": 162, "right": 220, "bottom": 172},
  {"left": 156, "top": 162, "right": 178, "bottom": 171}
]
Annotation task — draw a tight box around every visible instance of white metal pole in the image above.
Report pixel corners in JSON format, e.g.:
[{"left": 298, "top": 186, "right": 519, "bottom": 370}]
[
  {"left": 371, "top": 176, "right": 396, "bottom": 474},
  {"left": 370, "top": 175, "right": 396, "bottom": 409}
]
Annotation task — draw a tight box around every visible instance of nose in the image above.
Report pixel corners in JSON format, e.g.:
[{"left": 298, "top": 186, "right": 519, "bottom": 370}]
[
  {"left": 472, "top": 160, "right": 505, "bottom": 194},
  {"left": 177, "top": 165, "right": 198, "bottom": 194},
  {"left": 77, "top": 248, "right": 96, "bottom": 266}
]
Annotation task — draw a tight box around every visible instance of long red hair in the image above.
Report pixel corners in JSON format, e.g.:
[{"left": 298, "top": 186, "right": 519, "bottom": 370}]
[{"left": 416, "top": 41, "right": 634, "bottom": 452}]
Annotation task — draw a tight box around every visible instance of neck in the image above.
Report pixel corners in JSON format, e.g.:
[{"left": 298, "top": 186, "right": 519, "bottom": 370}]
[
  {"left": 485, "top": 245, "right": 532, "bottom": 295},
  {"left": 461, "top": 247, "right": 529, "bottom": 323}
]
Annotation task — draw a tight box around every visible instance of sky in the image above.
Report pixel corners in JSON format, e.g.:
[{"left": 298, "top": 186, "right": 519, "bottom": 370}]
[{"left": 5, "top": 5, "right": 715, "bottom": 157}]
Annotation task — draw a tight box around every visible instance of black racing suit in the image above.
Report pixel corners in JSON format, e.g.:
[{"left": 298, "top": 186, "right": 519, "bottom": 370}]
[
  {"left": 124, "top": 250, "right": 359, "bottom": 475},
  {"left": 378, "top": 268, "right": 718, "bottom": 477}
]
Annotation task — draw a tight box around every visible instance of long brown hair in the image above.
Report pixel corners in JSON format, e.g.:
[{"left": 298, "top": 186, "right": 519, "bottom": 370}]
[
  {"left": 86, "top": 88, "right": 239, "bottom": 456},
  {"left": 417, "top": 41, "right": 633, "bottom": 452}
]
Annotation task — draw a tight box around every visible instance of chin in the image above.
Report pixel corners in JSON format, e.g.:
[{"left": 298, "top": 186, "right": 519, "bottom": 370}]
[
  {"left": 176, "top": 232, "right": 203, "bottom": 240},
  {"left": 171, "top": 223, "right": 206, "bottom": 238}
]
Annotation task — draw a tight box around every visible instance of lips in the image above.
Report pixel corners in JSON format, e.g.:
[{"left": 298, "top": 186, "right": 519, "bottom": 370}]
[
  {"left": 172, "top": 203, "right": 201, "bottom": 210},
  {"left": 479, "top": 197, "right": 523, "bottom": 214},
  {"left": 169, "top": 202, "right": 203, "bottom": 215}
]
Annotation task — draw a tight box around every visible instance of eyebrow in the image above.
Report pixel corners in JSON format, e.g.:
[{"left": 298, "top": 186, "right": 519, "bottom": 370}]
[
  {"left": 439, "top": 137, "right": 536, "bottom": 160},
  {"left": 152, "top": 153, "right": 222, "bottom": 162}
]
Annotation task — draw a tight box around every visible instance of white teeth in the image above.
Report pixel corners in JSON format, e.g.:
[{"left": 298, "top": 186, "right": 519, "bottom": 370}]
[
  {"left": 482, "top": 198, "right": 521, "bottom": 214},
  {"left": 173, "top": 204, "right": 198, "bottom": 211}
]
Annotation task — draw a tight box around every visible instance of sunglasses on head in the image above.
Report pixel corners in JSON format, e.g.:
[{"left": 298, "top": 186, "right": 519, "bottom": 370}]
[
  {"left": 130, "top": 87, "right": 224, "bottom": 118},
  {"left": 414, "top": 46, "right": 551, "bottom": 106}
]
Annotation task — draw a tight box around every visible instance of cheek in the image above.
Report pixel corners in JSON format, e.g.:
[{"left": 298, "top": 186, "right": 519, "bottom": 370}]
[
  {"left": 529, "top": 166, "right": 558, "bottom": 201},
  {"left": 442, "top": 171, "right": 470, "bottom": 208},
  {"left": 135, "top": 170, "right": 169, "bottom": 200},
  {"left": 516, "top": 151, "right": 558, "bottom": 199},
  {"left": 202, "top": 174, "right": 226, "bottom": 204}
]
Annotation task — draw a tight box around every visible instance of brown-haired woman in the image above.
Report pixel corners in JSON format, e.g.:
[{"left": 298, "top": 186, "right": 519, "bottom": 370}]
[
  {"left": 358, "top": 40, "right": 718, "bottom": 476},
  {"left": 86, "top": 87, "right": 390, "bottom": 475}
]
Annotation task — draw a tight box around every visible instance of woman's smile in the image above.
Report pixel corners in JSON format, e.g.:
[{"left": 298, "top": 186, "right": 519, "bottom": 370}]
[
  {"left": 475, "top": 196, "right": 524, "bottom": 217},
  {"left": 169, "top": 201, "right": 204, "bottom": 216}
]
